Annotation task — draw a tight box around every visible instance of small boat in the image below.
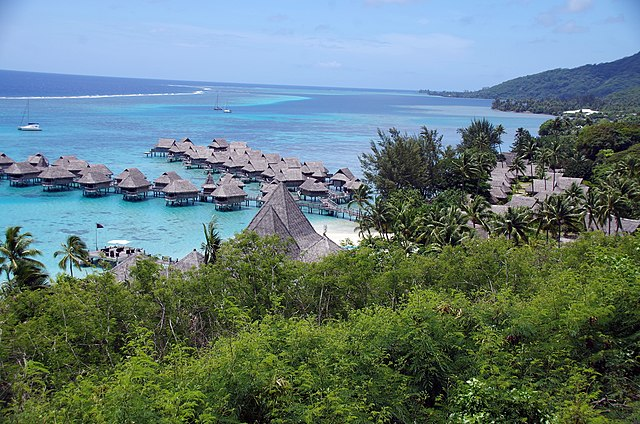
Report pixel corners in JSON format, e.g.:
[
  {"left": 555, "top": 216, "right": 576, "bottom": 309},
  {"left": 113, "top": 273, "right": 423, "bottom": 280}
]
[
  {"left": 18, "top": 123, "right": 42, "bottom": 131},
  {"left": 223, "top": 108, "right": 232, "bottom": 113},
  {"left": 213, "top": 93, "right": 223, "bottom": 111},
  {"left": 17, "top": 100, "right": 42, "bottom": 131}
]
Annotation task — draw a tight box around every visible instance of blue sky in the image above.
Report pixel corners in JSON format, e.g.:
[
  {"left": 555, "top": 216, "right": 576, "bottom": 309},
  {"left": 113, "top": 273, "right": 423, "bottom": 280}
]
[{"left": 0, "top": 0, "right": 638, "bottom": 90}]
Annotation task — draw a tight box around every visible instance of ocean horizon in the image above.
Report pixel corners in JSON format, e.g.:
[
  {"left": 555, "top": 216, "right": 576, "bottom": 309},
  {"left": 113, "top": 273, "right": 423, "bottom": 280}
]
[{"left": 0, "top": 70, "right": 553, "bottom": 276}]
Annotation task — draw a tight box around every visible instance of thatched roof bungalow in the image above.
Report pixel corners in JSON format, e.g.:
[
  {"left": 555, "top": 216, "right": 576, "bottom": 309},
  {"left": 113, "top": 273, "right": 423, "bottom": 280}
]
[
  {"left": 163, "top": 179, "right": 200, "bottom": 205},
  {"left": 152, "top": 171, "right": 183, "bottom": 196},
  {"left": 38, "top": 166, "right": 76, "bottom": 191},
  {"left": 211, "top": 183, "right": 247, "bottom": 210},
  {"left": 183, "top": 145, "right": 211, "bottom": 168},
  {"left": 299, "top": 178, "right": 329, "bottom": 200},
  {"left": 229, "top": 141, "right": 248, "bottom": 153},
  {"left": 5, "top": 162, "right": 41, "bottom": 186},
  {"left": 209, "top": 138, "right": 229, "bottom": 152},
  {"left": 329, "top": 167, "right": 356, "bottom": 189},
  {"left": 246, "top": 183, "right": 342, "bottom": 262},
  {"left": 301, "top": 161, "right": 329, "bottom": 181},
  {"left": 242, "top": 158, "right": 268, "bottom": 181},
  {"left": 281, "top": 157, "right": 301, "bottom": 169},
  {"left": 173, "top": 249, "right": 205, "bottom": 272},
  {"left": 168, "top": 139, "right": 194, "bottom": 162},
  {"left": 222, "top": 154, "right": 249, "bottom": 175},
  {"left": 200, "top": 171, "right": 217, "bottom": 201},
  {"left": 27, "top": 153, "right": 49, "bottom": 169},
  {"left": 263, "top": 153, "right": 281, "bottom": 165},
  {"left": 77, "top": 171, "right": 113, "bottom": 196},
  {"left": 275, "top": 167, "right": 305, "bottom": 190},
  {"left": 0, "top": 153, "right": 15, "bottom": 177},
  {"left": 218, "top": 172, "right": 245, "bottom": 188},
  {"left": 152, "top": 138, "right": 177, "bottom": 156},
  {"left": 84, "top": 163, "right": 113, "bottom": 178},
  {"left": 117, "top": 168, "right": 151, "bottom": 200}
]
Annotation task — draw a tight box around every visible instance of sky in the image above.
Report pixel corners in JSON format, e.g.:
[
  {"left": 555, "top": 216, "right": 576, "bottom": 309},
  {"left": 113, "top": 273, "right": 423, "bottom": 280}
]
[{"left": 0, "top": 0, "right": 638, "bottom": 90}]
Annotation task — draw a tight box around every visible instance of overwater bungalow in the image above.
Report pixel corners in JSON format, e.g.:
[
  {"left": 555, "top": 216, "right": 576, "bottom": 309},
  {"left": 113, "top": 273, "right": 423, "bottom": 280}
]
[
  {"left": 229, "top": 141, "right": 248, "bottom": 153},
  {"left": 263, "top": 153, "right": 281, "bottom": 165},
  {"left": 77, "top": 171, "right": 113, "bottom": 196},
  {"left": 151, "top": 138, "right": 177, "bottom": 157},
  {"left": 200, "top": 171, "right": 217, "bottom": 201},
  {"left": 183, "top": 146, "right": 211, "bottom": 168},
  {"left": 0, "top": 153, "right": 15, "bottom": 178},
  {"left": 54, "top": 156, "right": 90, "bottom": 176},
  {"left": 38, "top": 166, "right": 76, "bottom": 191},
  {"left": 329, "top": 167, "right": 356, "bottom": 190},
  {"left": 117, "top": 168, "right": 151, "bottom": 200},
  {"left": 301, "top": 161, "right": 329, "bottom": 181},
  {"left": 163, "top": 179, "right": 200, "bottom": 206},
  {"left": 152, "top": 171, "right": 183, "bottom": 196},
  {"left": 281, "top": 157, "right": 302, "bottom": 169},
  {"left": 299, "top": 178, "right": 329, "bottom": 200},
  {"left": 246, "top": 183, "right": 342, "bottom": 262},
  {"left": 205, "top": 151, "right": 228, "bottom": 173},
  {"left": 83, "top": 163, "right": 113, "bottom": 178},
  {"left": 167, "top": 139, "right": 194, "bottom": 162},
  {"left": 222, "top": 154, "right": 249, "bottom": 176},
  {"left": 27, "top": 153, "right": 49, "bottom": 169},
  {"left": 211, "top": 183, "right": 247, "bottom": 210},
  {"left": 209, "top": 138, "right": 229, "bottom": 152},
  {"left": 218, "top": 172, "right": 245, "bottom": 188},
  {"left": 5, "top": 162, "right": 41, "bottom": 186},
  {"left": 242, "top": 158, "right": 268, "bottom": 181},
  {"left": 245, "top": 149, "right": 263, "bottom": 162},
  {"left": 261, "top": 162, "right": 285, "bottom": 182},
  {"left": 275, "top": 167, "right": 305, "bottom": 190}
]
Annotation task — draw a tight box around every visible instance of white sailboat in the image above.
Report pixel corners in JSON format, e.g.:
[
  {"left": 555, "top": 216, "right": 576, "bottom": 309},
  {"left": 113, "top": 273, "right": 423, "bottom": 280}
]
[
  {"left": 213, "top": 93, "right": 223, "bottom": 111},
  {"left": 18, "top": 100, "right": 42, "bottom": 131}
]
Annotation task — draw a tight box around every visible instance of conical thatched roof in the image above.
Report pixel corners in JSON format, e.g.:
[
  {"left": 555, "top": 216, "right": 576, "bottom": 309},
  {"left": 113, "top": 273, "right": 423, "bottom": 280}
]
[
  {"left": 77, "top": 171, "right": 112, "bottom": 184},
  {"left": 27, "top": 153, "right": 49, "bottom": 168},
  {"left": 173, "top": 249, "right": 205, "bottom": 271},
  {"left": 110, "top": 252, "right": 147, "bottom": 282},
  {"left": 0, "top": 153, "right": 15, "bottom": 166},
  {"left": 38, "top": 166, "right": 76, "bottom": 179},
  {"left": 163, "top": 179, "right": 199, "bottom": 195},
  {"left": 218, "top": 173, "right": 245, "bottom": 187},
  {"left": 5, "top": 161, "right": 40, "bottom": 175},
  {"left": 330, "top": 167, "right": 355, "bottom": 183},
  {"left": 281, "top": 157, "right": 301, "bottom": 168},
  {"left": 212, "top": 183, "right": 247, "bottom": 198},
  {"left": 118, "top": 169, "right": 151, "bottom": 189},
  {"left": 246, "top": 183, "right": 342, "bottom": 262},
  {"left": 155, "top": 138, "right": 176, "bottom": 149},
  {"left": 85, "top": 163, "right": 113, "bottom": 177},
  {"left": 263, "top": 153, "right": 281, "bottom": 164},
  {"left": 154, "top": 171, "right": 183, "bottom": 185},
  {"left": 299, "top": 178, "right": 329, "bottom": 194},
  {"left": 202, "top": 172, "right": 217, "bottom": 190}
]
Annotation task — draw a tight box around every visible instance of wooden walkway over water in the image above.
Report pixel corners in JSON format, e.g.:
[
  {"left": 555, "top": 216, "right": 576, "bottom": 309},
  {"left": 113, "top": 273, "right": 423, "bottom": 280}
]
[{"left": 243, "top": 195, "right": 361, "bottom": 221}]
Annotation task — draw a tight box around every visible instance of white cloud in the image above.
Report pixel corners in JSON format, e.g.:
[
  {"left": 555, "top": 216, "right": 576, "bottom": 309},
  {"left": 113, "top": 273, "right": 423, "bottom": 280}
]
[
  {"left": 554, "top": 20, "right": 588, "bottom": 33},
  {"left": 566, "top": 0, "right": 592, "bottom": 13},
  {"left": 317, "top": 61, "right": 342, "bottom": 69}
]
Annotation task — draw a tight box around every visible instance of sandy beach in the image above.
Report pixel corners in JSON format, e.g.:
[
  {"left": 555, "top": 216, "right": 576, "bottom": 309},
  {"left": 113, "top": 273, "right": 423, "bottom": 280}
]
[{"left": 311, "top": 219, "right": 361, "bottom": 246}]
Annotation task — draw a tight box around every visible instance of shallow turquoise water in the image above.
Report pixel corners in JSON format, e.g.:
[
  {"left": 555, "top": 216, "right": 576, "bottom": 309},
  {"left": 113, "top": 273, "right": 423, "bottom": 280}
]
[{"left": 0, "top": 82, "right": 553, "bottom": 275}]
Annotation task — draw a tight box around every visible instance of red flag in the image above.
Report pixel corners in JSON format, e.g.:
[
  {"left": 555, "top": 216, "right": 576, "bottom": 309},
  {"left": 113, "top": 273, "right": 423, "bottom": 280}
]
[{"left": 96, "top": 223, "right": 104, "bottom": 228}]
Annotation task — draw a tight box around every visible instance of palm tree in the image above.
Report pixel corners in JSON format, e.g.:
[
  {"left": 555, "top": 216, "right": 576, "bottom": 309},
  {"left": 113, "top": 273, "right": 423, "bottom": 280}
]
[
  {"left": 202, "top": 217, "right": 222, "bottom": 264},
  {"left": 508, "top": 155, "right": 526, "bottom": 184},
  {"left": 536, "top": 194, "right": 583, "bottom": 247},
  {"left": 420, "top": 205, "right": 471, "bottom": 250},
  {"left": 549, "top": 138, "right": 564, "bottom": 191},
  {"left": 490, "top": 206, "right": 533, "bottom": 245},
  {"left": 535, "top": 148, "right": 552, "bottom": 191},
  {"left": 461, "top": 195, "right": 492, "bottom": 230},
  {"left": 54, "top": 235, "right": 90, "bottom": 277},
  {"left": 347, "top": 184, "right": 372, "bottom": 210},
  {"left": 563, "top": 181, "right": 586, "bottom": 207},
  {"left": 0, "top": 226, "right": 47, "bottom": 290},
  {"left": 583, "top": 188, "right": 604, "bottom": 231}
]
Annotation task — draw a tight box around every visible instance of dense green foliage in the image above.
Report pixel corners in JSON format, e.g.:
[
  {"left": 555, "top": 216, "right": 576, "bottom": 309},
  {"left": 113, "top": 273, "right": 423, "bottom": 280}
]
[
  {"left": 1, "top": 232, "right": 639, "bottom": 422},
  {"left": 421, "top": 51, "right": 640, "bottom": 114}
]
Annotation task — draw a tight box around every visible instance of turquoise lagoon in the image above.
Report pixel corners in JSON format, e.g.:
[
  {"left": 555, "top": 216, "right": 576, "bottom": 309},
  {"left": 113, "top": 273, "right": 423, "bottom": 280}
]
[{"left": 0, "top": 73, "right": 553, "bottom": 274}]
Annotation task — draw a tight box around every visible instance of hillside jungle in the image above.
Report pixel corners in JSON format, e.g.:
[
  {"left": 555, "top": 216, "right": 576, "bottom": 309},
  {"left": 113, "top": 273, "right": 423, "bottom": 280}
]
[{"left": 1, "top": 113, "right": 640, "bottom": 422}]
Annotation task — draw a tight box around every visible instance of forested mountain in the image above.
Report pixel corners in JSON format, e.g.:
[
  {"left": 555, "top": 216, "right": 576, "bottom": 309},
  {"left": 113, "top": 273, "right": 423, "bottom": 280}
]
[{"left": 422, "top": 51, "right": 640, "bottom": 113}]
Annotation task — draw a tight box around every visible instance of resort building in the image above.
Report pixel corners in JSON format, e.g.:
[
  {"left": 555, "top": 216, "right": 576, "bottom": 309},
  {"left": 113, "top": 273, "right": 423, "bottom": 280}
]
[
  {"left": 246, "top": 183, "right": 342, "bottom": 262},
  {"left": 5, "top": 162, "right": 41, "bottom": 186},
  {"left": 152, "top": 171, "right": 183, "bottom": 196},
  {"left": 151, "top": 138, "right": 177, "bottom": 157},
  {"left": 209, "top": 138, "right": 229, "bottom": 152},
  {"left": 162, "top": 179, "right": 200, "bottom": 206},
  {"left": 117, "top": 168, "right": 151, "bottom": 200},
  {"left": 298, "top": 178, "right": 329, "bottom": 200},
  {"left": 301, "top": 161, "right": 329, "bottom": 181},
  {"left": 211, "top": 182, "right": 247, "bottom": 210},
  {"left": 77, "top": 171, "right": 113, "bottom": 196},
  {"left": 38, "top": 166, "right": 76, "bottom": 191},
  {"left": 200, "top": 171, "right": 217, "bottom": 201},
  {"left": 0, "top": 153, "right": 15, "bottom": 178},
  {"left": 27, "top": 153, "right": 49, "bottom": 169}
]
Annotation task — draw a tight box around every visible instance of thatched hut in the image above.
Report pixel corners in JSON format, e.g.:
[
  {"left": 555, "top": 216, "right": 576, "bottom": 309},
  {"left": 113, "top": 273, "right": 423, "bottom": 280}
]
[
  {"left": 84, "top": 163, "right": 113, "bottom": 178},
  {"left": 211, "top": 183, "right": 247, "bottom": 210},
  {"left": 27, "top": 153, "right": 49, "bottom": 169},
  {"left": 298, "top": 178, "right": 329, "bottom": 200},
  {"left": 152, "top": 171, "right": 183, "bottom": 196},
  {"left": 275, "top": 167, "right": 305, "bottom": 190},
  {"left": 183, "top": 145, "right": 211, "bottom": 169},
  {"left": 263, "top": 153, "right": 281, "bottom": 165},
  {"left": 200, "top": 171, "right": 217, "bottom": 201},
  {"left": 0, "top": 153, "right": 15, "bottom": 178},
  {"left": 77, "top": 171, "right": 113, "bottom": 196},
  {"left": 38, "top": 166, "right": 76, "bottom": 191},
  {"left": 5, "top": 162, "right": 41, "bottom": 186},
  {"left": 151, "top": 138, "right": 177, "bottom": 157},
  {"left": 281, "top": 157, "right": 301, "bottom": 169},
  {"left": 173, "top": 249, "right": 205, "bottom": 272},
  {"left": 167, "top": 139, "right": 194, "bottom": 162},
  {"left": 205, "top": 151, "right": 228, "bottom": 173},
  {"left": 301, "top": 161, "right": 329, "bottom": 181},
  {"left": 242, "top": 158, "right": 268, "bottom": 181},
  {"left": 329, "top": 167, "right": 356, "bottom": 189},
  {"left": 222, "top": 153, "right": 249, "bottom": 175},
  {"left": 209, "top": 138, "right": 229, "bottom": 152},
  {"left": 246, "top": 183, "right": 342, "bottom": 262},
  {"left": 117, "top": 168, "right": 151, "bottom": 200},
  {"left": 163, "top": 179, "right": 200, "bottom": 205},
  {"left": 218, "top": 172, "right": 245, "bottom": 188}
]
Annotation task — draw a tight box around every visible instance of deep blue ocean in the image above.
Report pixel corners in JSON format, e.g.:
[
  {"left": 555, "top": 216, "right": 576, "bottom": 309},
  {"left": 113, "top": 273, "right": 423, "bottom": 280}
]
[{"left": 0, "top": 70, "right": 553, "bottom": 275}]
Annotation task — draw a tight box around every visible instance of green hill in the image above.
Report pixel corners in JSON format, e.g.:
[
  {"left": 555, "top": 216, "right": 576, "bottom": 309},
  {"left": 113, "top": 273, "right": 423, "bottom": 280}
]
[{"left": 422, "top": 51, "right": 640, "bottom": 114}]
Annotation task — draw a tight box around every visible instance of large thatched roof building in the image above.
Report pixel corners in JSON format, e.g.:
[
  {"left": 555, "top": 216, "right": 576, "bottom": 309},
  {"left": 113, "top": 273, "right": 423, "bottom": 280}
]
[{"left": 246, "top": 183, "right": 342, "bottom": 262}]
